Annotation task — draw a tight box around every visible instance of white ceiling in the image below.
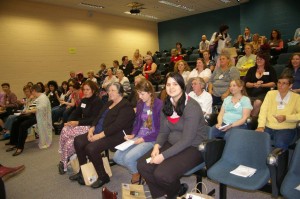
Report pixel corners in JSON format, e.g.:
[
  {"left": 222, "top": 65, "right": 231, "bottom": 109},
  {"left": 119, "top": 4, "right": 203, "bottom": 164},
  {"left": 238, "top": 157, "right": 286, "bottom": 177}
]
[{"left": 27, "top": 0, "right": 249, "bottom": 22}]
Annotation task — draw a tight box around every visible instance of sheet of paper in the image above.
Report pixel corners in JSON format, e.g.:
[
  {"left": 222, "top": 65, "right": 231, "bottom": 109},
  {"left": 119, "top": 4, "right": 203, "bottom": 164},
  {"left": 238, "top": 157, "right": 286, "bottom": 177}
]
[
  {"left": 218, "top": 123, "right": 231, "bottom": 130},
  {"left": 115, "top": 140, "right": 134, "bottom": 151},
  {"left": 230, "top": 165, "right": 256, "bottom": 178}
]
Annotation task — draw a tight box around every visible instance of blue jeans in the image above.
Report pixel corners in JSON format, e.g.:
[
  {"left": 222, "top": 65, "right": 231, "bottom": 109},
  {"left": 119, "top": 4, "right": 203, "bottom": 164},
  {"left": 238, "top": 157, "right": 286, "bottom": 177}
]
[
  {"left": 211, "top": 123, "right": 248, "bottom": 140},
  {"left": 4, "top": 115, "right": 18, "bottom": 131},
  {"left": 264, "top": 127, "right": 297, "bottom": 150},
  {"left": 113, "top": 141, "right": 154, "bottom": 174}
]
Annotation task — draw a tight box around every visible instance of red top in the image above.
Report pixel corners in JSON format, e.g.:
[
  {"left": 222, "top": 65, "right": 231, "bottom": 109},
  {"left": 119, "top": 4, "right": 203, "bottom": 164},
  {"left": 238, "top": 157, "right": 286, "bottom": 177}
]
[
  {"left": 144, "top": 63, "right": 152, "bottom": 79},
  {"left": 170, "top": 55, "right": 183, "bottom": 63}
]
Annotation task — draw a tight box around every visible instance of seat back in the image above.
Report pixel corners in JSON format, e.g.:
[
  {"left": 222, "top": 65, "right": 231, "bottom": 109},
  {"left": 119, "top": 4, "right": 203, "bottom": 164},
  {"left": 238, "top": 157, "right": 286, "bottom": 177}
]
[
  {"left": 222, "top": 129, "right": 271, "bottom": 169},
  {"left": 288, "top": 139, "right": 300, "bottom": 175},
  {"left": 276, "top": 53, "right": 293, "bottom": 65}
]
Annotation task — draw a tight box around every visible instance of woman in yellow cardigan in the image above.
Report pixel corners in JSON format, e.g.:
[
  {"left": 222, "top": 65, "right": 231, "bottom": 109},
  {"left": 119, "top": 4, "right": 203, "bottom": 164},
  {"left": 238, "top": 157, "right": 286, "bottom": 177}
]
[{"left": 256, "top": 74, "right": 300, "bottom": 149}]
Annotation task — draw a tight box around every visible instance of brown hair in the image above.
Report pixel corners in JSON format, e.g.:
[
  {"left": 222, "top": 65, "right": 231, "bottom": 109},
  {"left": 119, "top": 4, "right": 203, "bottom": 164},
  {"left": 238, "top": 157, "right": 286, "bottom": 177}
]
[
  {"left": 174, "top": 60, "right": 190, "bottom": 72},
  {"left": 82, "top": 80, "right": 99, "bottom": 94},
  {"left": 135, "top": 80, "right": 155, "bottom": 130}
]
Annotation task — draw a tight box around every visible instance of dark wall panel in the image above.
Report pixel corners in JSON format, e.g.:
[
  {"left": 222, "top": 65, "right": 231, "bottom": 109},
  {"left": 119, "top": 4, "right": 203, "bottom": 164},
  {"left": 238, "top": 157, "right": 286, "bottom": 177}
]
[
  {"left": 158, "top": 0, "right": 299, "bottom": 51},
  {"left": 158, "top": 6, "right": 240, "bottom": 51}
]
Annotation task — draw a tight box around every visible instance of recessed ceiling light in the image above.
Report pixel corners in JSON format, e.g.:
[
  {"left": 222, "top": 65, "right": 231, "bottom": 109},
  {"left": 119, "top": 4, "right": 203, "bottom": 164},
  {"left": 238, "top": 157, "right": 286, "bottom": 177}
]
[
  {"left": 79, "top": 2, "right": 104, "bottom": 9},
  {"left": 124, "top": 11, "right": 158, "bottom": 20},
  {"left": 158, "top": 0, "right": 194, "bottom": 12}
]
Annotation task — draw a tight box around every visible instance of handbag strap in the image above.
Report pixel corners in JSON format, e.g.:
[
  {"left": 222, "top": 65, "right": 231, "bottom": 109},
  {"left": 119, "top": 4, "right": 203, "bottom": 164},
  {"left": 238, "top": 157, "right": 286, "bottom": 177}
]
[{"left": 190, "top": 182, "right": 208, "bottom": 194}]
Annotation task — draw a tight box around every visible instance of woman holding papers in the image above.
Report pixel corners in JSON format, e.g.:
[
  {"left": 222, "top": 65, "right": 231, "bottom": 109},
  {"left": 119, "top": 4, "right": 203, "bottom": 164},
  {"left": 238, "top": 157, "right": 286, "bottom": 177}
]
[
  {"left": 211, "top": 79, "right": 252, "bottom": 139},
  {"left": 137, "top": 72, "right": 207, "bottom": 199},
  {"left": 113, "top": 80, "right": 163, "bottom": 184},
  {"left": 70, "top": 82, "right": 135, "bottom": 189}
]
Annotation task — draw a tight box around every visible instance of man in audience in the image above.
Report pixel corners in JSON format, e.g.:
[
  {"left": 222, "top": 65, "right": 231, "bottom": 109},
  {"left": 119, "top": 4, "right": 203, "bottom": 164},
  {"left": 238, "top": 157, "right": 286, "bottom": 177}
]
[
  {"left": 199, "top": 35, "right": 210, "bottom": 57},
  {"left": 0, "top": 83, "right": 18, "bottom": 132},
  {"left": 67, "top": 71, "right": 77, "bottom": 84},
  {"left": 119, "top": 56, "right": 134, "bottom": 82},
  {"left": 188, "top": 77, "right": 212, "bottom": 117},
  {"left": 256, "top": 74, "right": 300, "bottom": 149}
]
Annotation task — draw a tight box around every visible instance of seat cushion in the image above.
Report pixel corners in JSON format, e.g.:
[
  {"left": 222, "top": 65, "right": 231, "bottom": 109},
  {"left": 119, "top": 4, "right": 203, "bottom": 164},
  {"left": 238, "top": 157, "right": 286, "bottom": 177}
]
[
  {"left": 207, "top": 160, "right": 270, "bottom": 190},
  {"left": 184, "top": 162, "right": 205, "bottom": 176},
  {"left": 281, "top": 172, "right": 300, "bottom": 199}
]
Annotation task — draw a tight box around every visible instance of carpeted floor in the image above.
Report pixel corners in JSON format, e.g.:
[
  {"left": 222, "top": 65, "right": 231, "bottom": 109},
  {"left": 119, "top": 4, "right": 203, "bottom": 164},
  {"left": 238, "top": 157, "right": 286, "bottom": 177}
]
[{"left": 1, "top": 134, "right": 274, "bottom": 199}]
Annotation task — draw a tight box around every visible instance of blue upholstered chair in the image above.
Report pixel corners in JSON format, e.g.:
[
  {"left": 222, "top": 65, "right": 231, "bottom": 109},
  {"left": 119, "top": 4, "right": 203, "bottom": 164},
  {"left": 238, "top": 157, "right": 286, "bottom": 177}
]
[
  {"left": 206, "top": 129, "right": 272, "bottom": 199},
  {"left": 280, "top": 140, "right": 300, "bottom": 199},
  {"left": 183, "top": 125, "right": 216, "bottom": 193}
]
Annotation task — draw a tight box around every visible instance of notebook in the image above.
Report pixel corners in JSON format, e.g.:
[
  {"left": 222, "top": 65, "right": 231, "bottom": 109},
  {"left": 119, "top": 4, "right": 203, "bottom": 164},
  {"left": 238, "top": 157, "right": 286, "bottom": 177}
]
[{"left": 115, "top": 140, "right": 135, "bottom": 151}]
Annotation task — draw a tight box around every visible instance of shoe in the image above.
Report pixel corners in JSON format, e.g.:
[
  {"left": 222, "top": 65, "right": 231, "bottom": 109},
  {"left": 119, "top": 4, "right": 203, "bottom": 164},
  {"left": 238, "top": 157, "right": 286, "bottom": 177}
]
[
  {"left": 12, "top": 149, "right": 23, "bottom": 156},
  {"left": 69, "top": 172, "right": 82, "bottom": 181},
  {"left": 6, "top": 146, "right": 16, "bottom": 152},
  {"left": 131, "top": 173, "right": 141, "bottom": 184},
  {"left": 58, "top": 161, "right": 66, "bottom": 175},
  {"left": 178, "top": 183, "right": 188, "bottom": 197},
  {"left": 91, "top": 177, "right": 110, "bottom": 189},
  {"left": 5, "top": 141, "right": 12, "bottom": 146},
  {"left": 0, "top": 164, "right": 25, "bottom": 181},
  {"left": 77, "top": 174, "right": 85, "bottom": 185}
]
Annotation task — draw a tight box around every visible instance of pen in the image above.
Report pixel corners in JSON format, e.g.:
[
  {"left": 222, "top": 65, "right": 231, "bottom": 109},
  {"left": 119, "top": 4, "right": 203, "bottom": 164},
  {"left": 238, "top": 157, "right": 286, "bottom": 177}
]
[{"left": 122, "top": 130, "right": 128, "bottom": 139}]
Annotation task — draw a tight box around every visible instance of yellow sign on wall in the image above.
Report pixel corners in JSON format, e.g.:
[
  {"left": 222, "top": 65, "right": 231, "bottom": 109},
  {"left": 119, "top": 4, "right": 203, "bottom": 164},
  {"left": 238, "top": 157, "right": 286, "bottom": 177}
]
[{"left": 68, "top": 48, "right": 76, "bottom": 54}]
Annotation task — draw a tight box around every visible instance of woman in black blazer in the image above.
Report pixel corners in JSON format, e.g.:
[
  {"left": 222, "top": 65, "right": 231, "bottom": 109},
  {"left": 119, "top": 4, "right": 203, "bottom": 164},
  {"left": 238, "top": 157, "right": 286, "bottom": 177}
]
[{"left": 69, "top": 82, "right": 135, "bottom": 189}]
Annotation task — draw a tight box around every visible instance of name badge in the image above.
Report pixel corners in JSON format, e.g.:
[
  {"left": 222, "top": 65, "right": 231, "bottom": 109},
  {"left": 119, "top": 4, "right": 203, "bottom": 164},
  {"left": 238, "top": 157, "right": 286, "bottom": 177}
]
[
  {"left": 277, "top": 104, "right": 284, "bottom": 110},
  {"left": 81, "top": 103, "right": 86, "bottom": 108},
  {"left": 263, "top": 72, "right": 269, "bottom": 75},
  {"left": 219, "top": 74, "right": 224, "bottom": 79},
  {"left": 50, "top": 92, "right": 53, "bottom": 96},
  {"left": 234, "top": 102, "right": 241, "bottom": 109},
  {"left": 147, "top": 110, "right": 152, "bottom": 115}
]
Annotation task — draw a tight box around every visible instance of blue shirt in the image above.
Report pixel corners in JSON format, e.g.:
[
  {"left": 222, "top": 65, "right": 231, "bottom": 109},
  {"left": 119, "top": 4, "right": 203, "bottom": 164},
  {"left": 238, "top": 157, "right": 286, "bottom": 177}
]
[
  {"left": 222, "top": 96, "right": 253, "bottom": 125},
  {"left": 94, "top": 109, "right": 109, "bottom": 134},
  {"left": 292, "top": 68, "right": 300, "bottom": 90}
]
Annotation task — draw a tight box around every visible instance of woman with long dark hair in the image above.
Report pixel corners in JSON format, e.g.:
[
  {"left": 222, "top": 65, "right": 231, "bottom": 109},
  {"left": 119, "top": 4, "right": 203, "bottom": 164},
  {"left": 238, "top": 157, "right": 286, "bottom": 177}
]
[
  {"left": 244, "top": 51, "right": 277, "bottom": 117},
  {"left": 137, "top": 72, "right": 207, "bottom": 199}
]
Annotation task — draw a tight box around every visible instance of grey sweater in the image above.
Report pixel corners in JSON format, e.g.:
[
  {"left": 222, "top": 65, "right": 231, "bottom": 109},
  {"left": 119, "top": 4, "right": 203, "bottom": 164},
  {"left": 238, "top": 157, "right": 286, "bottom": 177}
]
[{"left": 156, "top": 98, "right": 207, "bottom": 159}]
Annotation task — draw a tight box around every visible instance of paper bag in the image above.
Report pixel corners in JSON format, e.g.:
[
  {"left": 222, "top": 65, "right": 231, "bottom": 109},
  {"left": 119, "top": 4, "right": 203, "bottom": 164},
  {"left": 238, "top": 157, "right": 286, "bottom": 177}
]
[
  {"left": 103, "top": 156, "right": 112, "bottom": 177},
  {"left": 69, "top": 154, "right": 80, "bottom": 174},
  {"left": 81, "top": 162, "right": 98, "bottom": 186},
  {"left": 122, "top": 183, "right": 146, "bottom": 199}
]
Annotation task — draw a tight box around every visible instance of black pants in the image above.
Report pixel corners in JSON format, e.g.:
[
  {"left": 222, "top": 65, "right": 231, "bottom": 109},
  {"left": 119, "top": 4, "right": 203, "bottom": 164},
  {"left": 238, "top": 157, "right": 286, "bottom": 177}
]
[
  {"left": 0, "top": 177, "right": 5, "bottom": 199},
  {"left": 10, "top": 114, "right": 36, "bottom": 149},
  {"left": 137, "top": 142, "right": 203, "bottom": 199},
  {"left": 74, "top": 132, "right": 124, "bottom": 181}
]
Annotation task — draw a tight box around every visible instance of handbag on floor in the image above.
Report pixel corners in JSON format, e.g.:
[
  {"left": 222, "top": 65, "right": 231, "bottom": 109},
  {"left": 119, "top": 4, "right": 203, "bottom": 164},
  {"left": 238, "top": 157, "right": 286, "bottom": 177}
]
[
  {"left": 121, "top": 183, "right": 146, "bottom": 199},
  {"left": 81, "top": 162, "right": 98, "bottom": 186},
  {"left": 102, "top": 156, "right": 112, "bottom": 177},
  {"left": 102, "top": 187, "right": 118, "bottom": 199},
  {"left": 177, "top": 182, "right": 214, "bottom": 199},
  {"left": 69, "top": 154, "right": 80, "bottom": 174}
]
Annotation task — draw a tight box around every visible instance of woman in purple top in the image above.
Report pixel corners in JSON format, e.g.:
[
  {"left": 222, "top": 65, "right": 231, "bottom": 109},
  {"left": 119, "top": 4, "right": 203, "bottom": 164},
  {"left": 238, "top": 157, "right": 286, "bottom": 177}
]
[{"left": 113, "top": 80, "right": 162, "bottom": 184}]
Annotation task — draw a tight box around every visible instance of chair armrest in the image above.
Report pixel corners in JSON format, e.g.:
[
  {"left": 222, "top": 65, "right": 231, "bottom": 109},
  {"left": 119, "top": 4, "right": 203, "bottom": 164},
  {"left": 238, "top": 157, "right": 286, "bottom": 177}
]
[
  {"left": 199, "top": 139, "right": 225, "bottom": 170},
  {"left": 205, "top": 113, "right": 218, "bottom": 127},
  {"left": 267, "top": 148, "right": 289, "bottom": 197},
  {"left": 246, "top": 116, "right": 258, "bottom": 130}
]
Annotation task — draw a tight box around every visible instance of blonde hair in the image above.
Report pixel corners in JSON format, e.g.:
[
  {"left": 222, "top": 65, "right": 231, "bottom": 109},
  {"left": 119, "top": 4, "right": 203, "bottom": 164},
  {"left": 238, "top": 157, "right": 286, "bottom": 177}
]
[
  {"left": 219, "top": 50, "right": 232, "bottom": 66},
  {"left": 230, "top": 79, "right": 247, "bottom": 96}
]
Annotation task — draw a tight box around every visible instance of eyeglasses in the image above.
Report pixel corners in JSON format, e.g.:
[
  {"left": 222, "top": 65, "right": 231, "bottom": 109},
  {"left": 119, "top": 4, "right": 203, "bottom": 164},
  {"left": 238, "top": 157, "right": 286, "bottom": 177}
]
[{"left": 277, "top": 81, "right": 290, "bottom": 86}]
